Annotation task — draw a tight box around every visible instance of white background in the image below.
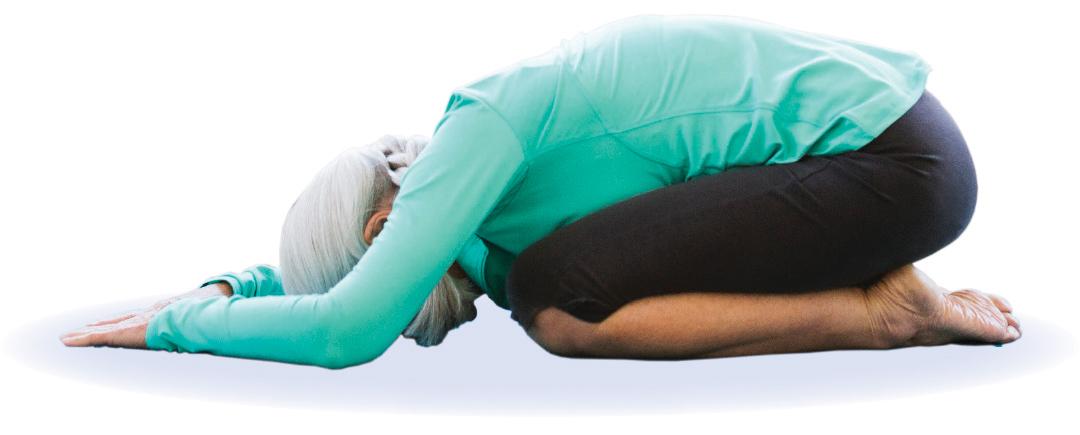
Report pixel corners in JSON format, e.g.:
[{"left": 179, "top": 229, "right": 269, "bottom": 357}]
[{"left": 1, "top": 0, "right": 1076, "bottom": 433}]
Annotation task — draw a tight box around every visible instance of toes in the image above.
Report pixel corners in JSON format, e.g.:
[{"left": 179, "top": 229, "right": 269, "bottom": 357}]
[
  {"left": 955, "top": 288, "right": 1013, "bottom": 314},
  {"left": 999, "top": 312, "right": 1021, "bottom": 343},
  {"left": 1006, "top": 325, "right": 1021, "bottom": 342},
  {"left": 986, "top": 293, "right": 1013, "bottom": 313},
  {"left": 1004, "top": 312, "right": 1021, "bottom": 333},
  {"left": 942, "top": 289, "right": 1022, "bottom": 345}
]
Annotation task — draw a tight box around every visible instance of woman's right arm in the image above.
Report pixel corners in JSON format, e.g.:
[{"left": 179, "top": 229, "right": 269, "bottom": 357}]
[
  {"left": 64, "top": 91, "right": 527, "bottom": 369},
  {"left": 138, "top": 92, "right": 527, "bottom": 369}
]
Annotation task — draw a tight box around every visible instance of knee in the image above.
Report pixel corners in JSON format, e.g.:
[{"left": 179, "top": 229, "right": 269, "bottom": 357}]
[
  {"left": 526, "top": 306, "right": 600, "bottom": 358},
  {"left": 933, "top": 159, "right": 978, "bottom": 247},
  {"left": 927, "top": 132, "right": 979, "bottom": 246},
  {"left": 506, "top": 243, "right": 604, "bottom": 358},
  {"left": 902, "top": 160, "right": 978, "bottom": 257},
  {"left": 505, "top": 238, "right": 568, "bottom": 321},
  {"left": 943, "top": 180, "right": 977, "bottom": 246}
]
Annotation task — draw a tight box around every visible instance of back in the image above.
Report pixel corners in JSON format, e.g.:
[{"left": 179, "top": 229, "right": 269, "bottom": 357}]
[
  {"left": 458, "top": 14, "right": 931, "bottom": 305},
  {"left": 565, "top": 14, "right": 932, "bottom": 173}
]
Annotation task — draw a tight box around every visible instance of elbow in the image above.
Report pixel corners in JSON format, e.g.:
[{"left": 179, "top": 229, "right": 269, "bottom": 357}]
[
  {"left": 313, "top": 354, "right": 373, "bottom": 370},
  {"left": 314, "top": 349, "right": 381, "bottom": 370},
  {"left": 304, "top": 298, "right": 396, "bottom": 369},
  {"left": 311, "top": 325, "right": 393, "bottom": 370}
]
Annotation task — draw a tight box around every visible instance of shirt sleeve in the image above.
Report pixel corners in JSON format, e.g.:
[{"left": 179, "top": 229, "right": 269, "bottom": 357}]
[
  {"left": 198, "top": 264, "right": 285, "bottom": 298},
  {"left": 145, "top": 92, "right": 527, "bottom": 369},
  {"left": 453, "top": 233, "right": 492, "bottom": 295}
]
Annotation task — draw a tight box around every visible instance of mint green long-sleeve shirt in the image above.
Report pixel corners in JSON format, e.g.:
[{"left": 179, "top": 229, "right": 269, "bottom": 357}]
[{"left": 146, "top": 14, "right": 931, "bottom": 368}]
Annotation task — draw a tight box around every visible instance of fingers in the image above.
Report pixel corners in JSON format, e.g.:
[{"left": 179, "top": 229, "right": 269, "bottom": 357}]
[
  {"left": 59, "top": 323, "right": 119, "bottom": 346},
  {"left": 59, "top": 326, "right": 146, "bottom": 349},
  {"left": 75, "top": 300, "right": 170, "bottom": 329},
  {"left": 60, "top": 331, "right": 106, "bottom": 347},
  {"left": 59, "top": 315, "right": 150, "bottom": 349},
  {"left": 85, "top": 312, "right": 138, "bottom": 327},
  {"left": 60, "top": 325, "right": 115, "bottom": 347}
]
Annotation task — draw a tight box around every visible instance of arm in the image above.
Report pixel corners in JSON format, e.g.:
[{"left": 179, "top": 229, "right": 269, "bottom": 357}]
[
  {"left": 62, "top": 281, "right": 235, "bottom": 332},
  {"left": 198, "top": 264, "right": 285, "bottom": 298},
  {"left": 60, "top": 264, "right": 287, "bottom": 349},
  {"left": 145, "top": 93, "right": 527, "bottom": 369}
]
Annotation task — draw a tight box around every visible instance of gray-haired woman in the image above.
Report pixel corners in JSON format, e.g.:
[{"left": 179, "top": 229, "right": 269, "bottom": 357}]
[{"left": 61, "top": 14, "right": 1018, "bottom": 368}]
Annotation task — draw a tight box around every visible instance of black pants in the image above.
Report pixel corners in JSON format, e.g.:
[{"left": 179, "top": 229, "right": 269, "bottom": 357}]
[{"left": 504, "top": 89, "right": 978, "bottom": 331}]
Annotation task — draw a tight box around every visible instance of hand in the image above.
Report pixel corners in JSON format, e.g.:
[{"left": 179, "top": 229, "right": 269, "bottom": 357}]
[{"left": 59, "top": 282, "right": 232, "bottom": 349}]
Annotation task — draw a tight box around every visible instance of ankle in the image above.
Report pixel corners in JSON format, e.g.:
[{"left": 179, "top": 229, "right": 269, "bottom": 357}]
[
  {"left": 856, "top": 286, "right": 909, "bottom": 349},
  {"left": 860, "top": 266, "right": 940, "bottom": 349}
]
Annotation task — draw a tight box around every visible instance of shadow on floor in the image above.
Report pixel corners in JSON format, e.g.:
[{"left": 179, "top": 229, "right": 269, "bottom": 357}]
[{"left": 6, "top": 297, "right": 1075, "bottom": 415}]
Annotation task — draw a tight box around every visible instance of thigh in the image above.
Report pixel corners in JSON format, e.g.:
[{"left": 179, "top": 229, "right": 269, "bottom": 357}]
[{"left": 505, "top": 89, "right": 978, "bottom": 329}]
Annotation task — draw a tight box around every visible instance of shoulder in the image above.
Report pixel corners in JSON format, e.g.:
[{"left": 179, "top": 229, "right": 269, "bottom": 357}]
[
  {"left": 421, "top": 89, "right": 532, "bottom": 176},
  {"left": 441, "top": 56, "right": 560, "bottom": 159}
]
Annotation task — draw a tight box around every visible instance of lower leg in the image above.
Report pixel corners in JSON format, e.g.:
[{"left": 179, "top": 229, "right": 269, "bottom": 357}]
[
  {"left": 591, "top": 283, "right": 879, "bottom": 360},
  {"left": 555, "top": 263, "right": 1020, "bottom": 360}
]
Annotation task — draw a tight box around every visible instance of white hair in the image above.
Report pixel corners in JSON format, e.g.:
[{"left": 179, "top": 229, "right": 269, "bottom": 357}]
[{"left": 279, "top": 133, "right": 484, "bottom": 347}]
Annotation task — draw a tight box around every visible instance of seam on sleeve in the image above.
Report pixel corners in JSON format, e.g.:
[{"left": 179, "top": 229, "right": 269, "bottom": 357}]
[
  {"left": 453, "top": 88, "right": 529, "bottom": 159},
  {"left": 453, "top": 160, "right": 530, "bottom": 259}
]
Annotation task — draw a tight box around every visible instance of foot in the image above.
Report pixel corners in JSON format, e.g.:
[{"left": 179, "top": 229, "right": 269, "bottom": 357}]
[{"left": 862, "top": 263, "right": 1021, "bottom": 348}]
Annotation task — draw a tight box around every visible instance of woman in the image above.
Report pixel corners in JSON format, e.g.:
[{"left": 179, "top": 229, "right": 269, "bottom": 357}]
[{"left": 60, "top": 14, "right": 1020, "bottom": 368}]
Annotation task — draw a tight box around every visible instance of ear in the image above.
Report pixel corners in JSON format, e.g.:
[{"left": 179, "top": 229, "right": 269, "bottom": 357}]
[{"left": 363, "top": 208, "right": 392, "bottom": 246}]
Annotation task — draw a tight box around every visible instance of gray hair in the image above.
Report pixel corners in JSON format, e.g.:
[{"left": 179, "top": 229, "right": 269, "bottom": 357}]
[{"left": 279, "top": 134, "right": 484, "bottom": 347}]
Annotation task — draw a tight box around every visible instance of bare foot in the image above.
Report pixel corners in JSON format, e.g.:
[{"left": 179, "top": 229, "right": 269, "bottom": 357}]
[{"left": 863, "top": 263, "right": 1021, "bottom": 348}]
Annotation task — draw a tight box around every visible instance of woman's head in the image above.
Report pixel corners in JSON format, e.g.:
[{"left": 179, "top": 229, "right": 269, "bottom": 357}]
[{"left": 279, "top": 134, "right": 484, "bottom": 347}]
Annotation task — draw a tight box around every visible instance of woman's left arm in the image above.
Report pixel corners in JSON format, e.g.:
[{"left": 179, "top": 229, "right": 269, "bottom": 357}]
[
  {"left": 62, "top": 93, "right": 527, "bottom": 369},
  {"left": 197, "top": 263, "right": 285, "bottom": 298}
]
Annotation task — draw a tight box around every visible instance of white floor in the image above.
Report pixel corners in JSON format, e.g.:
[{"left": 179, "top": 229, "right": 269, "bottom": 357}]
[
  {"left": 14, "top": 295, "right": 1075, "bottom": 414},
  {"left": 3, "top": 1, "right": 1077, "bottom": 433},
  {"left": 4, "top": 289, "right": 1077, "bottom": 432}
]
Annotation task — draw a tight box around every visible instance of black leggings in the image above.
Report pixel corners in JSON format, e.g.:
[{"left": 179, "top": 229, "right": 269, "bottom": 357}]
[{"left": 504, "top": 89, "right": 978, "bottom": 331}]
